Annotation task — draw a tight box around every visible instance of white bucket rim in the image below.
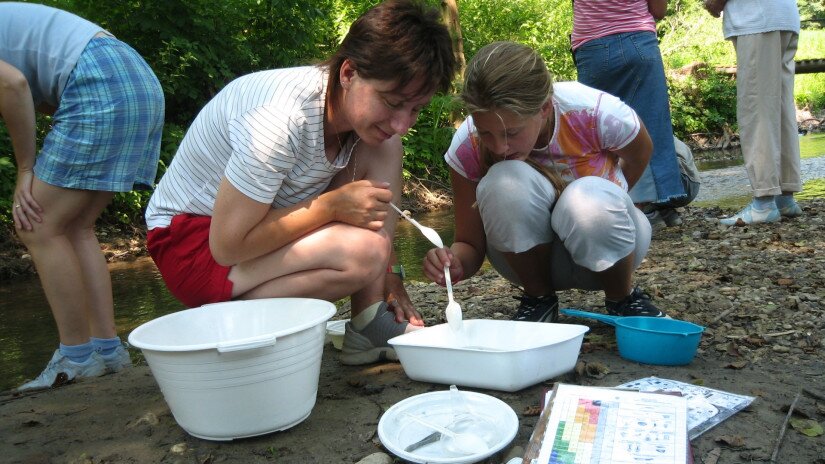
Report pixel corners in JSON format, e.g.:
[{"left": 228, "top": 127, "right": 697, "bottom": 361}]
[{"left": 128, "top": 298, "right": 336, "bottom": 352}]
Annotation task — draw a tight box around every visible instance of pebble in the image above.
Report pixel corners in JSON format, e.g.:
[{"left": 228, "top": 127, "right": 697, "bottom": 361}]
[{"left": 355, "top": 452, "right": 394, "bottom": 464}]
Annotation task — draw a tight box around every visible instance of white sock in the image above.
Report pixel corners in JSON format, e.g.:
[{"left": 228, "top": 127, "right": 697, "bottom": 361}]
[{"left": 351, "top": 301, "right": 383, "bottom": 331}]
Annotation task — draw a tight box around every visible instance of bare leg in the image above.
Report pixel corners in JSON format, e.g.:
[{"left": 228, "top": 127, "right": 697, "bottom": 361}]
[
  {"left": 501, "top": 243, "right": 554, "bottom": 296},
  {"left": 597, "top": 252, "right": 635, "bottom": 301},
  {"left": 229, "top": 222, "right": 391, "bottom": 317},
  {"left": 16, "top": 179, "right": 115, "bottom": 345},
  {"left": 65, "top": 192, "right": 117, "bottom": 338}
]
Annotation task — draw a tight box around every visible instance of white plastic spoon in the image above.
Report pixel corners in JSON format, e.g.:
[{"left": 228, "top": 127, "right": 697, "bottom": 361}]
[
  {"left": 389, "top": 202, "right": 462, "bottom": 331},
  {"left": 389, "top": 202, "right": 443, "bottom": 248},
  {"left": 443, "top": 264, "right": 463, "bottom": 332},
  {"left": 402, "top": 412, "right": 488, "bottom": 456}
]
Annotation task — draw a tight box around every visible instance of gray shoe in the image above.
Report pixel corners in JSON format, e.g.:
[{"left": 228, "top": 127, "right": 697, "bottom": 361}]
[
  {"left": 18, "top": 350, "right": 106, "bottom": 391},
  {"left": 99, "top": 345, "right": 132, "bottom": 374},
  {"left": 340, "top": 303, "right": 408, "bottom": 365},
  {"left": 778, "top": 202, "right": 803, "bottom": 218},
  {"left": 645, "top": 210, "right": 666, "bottom": 233}
]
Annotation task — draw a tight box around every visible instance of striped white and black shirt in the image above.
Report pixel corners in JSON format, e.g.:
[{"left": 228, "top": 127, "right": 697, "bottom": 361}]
[{"left": 146, "top": 66, "right": 354, "bottom": 229}]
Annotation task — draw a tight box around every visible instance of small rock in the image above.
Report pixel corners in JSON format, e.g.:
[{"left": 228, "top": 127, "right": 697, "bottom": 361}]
[
  {"left": 126, "top": 412, "right": 159, "bottom": 429},
  {"left": 355, "top": 452, "right": 394, "bottom": 464},
  {"left": 170, "top": 443, "right": 188, "bottom": 454}
]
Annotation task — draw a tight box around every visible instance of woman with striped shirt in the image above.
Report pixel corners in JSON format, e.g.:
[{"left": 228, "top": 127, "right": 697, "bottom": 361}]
[{"left": 145, "top": 0, "right": 456, "bottom": 365}]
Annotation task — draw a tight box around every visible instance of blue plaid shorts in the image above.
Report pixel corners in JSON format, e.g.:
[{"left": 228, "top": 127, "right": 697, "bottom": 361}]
[{"left": 35, "top": 37, "right": 165, "bottom": 192}]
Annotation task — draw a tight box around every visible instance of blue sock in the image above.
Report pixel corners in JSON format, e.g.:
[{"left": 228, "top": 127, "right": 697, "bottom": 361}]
[
  {"left": 59, "top": 341, "right": 94, "bottom": 363},
  {"left": 775, "top": 194, "right": 796, "bottom": 208},
  {"left": 91, "top": 336, "right": 122, "bottom": 356},
  {"left": 752, "top": 196, "right": 775, "bottom": 210}
]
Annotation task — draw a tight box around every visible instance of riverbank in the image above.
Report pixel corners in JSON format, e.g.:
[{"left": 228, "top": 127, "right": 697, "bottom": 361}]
[{"left": 1, "top": 200, "right": 824, "bottom": 463}]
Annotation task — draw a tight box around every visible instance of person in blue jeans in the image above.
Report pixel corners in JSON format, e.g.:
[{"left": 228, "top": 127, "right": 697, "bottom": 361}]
[
  {"left": 1, "top": 3, "right": 165, "bottom": 391},
  {"left": 572, "top": 0, "right": 687, "bottom": 231}
]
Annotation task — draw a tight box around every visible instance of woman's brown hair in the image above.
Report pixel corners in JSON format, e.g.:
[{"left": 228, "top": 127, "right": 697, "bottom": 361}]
[{"left": 323, "top": 0, "right": 456, "bottom": 108}]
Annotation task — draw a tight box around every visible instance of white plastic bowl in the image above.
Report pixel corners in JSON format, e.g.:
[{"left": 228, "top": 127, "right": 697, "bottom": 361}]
[
  {"left": 388, "top": 320, "right": 589, "bottom": 392},
  {"left": 128, "top": 298, "right": 335, "bottom": 440},
  {"left": 378, "top": 389, "right": 519, "bottom": 464}
]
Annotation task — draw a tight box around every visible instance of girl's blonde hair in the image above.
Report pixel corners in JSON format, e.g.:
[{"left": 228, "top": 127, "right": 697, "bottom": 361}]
[{"left": 461, "top": 41, "right": 566, "bottom": 196}]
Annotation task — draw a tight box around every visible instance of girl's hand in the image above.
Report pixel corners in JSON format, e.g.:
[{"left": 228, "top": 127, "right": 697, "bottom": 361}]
[
  {"left": 12, "top": 170, "right": 43, "bottom": 231},
  {"left": 422, "top": 246, "right": 464, "bottom": 287}
]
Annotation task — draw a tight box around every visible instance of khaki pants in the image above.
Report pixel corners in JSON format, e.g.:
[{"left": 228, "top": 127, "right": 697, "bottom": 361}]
[{"left": 733, "top": 31, "right": 801, "bottom": 197}]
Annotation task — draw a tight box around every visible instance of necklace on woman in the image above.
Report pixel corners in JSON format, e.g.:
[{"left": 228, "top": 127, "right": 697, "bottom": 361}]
[{"left": 333, "top": 129, "right": 361, "bottom": 182}]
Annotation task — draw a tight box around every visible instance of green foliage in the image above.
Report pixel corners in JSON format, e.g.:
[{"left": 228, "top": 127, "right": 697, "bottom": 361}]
[
  {"left": 658, "top": 0, "right": 733, "bottom": 69},
  {"left": 63, "top": 0, "right": 341, "bottom": 126},
  {"left": 458, "top": 0, "right": 576, "bottom": 81},
  {"left": 668, "top": 71, "right": 737, "bottom": 138},
  {"left": 795, "top": 30, "right": 825, "bottom": 110},
  {"left": 799, "top": 0, "right": 825, "bottom": 30},
  {"left": 401, "top": 94, "right": 463, "bottom": 181}
]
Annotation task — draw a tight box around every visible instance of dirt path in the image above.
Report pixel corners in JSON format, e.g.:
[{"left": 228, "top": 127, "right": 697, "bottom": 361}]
[{"left": 1, "top": 201, "right": 824, "bottom": 464}]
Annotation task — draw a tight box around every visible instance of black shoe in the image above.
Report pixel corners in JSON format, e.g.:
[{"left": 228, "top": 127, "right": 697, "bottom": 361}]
[
  {"left": 605, "top": 287, "right": 667, "bottom": 317},
  {"left": 512, "top": 294, "right": 559, "bottom": 322},
  {"left": 660, "top": 208, "right": 683, "bottom": 227}
]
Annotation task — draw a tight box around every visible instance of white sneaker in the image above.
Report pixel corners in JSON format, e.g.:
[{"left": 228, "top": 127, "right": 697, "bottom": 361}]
[
  {"left": 18, "top": 350, "right": 106, "bottom": 391},
  {"left": 720, "top": 204, "right": 780, "bottom": 226},
  {"left": 99, "top": 345, "right": 133, "bottom": 373}
]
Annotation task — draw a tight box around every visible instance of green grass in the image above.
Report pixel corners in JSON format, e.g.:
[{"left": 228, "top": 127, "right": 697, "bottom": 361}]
[
  {"left": 798, "top": 178, "right": 825, "bottom": 200},
  {"left": 693, "top": 195, "right": 752, "bottom": 210},
  {"left": 801, "top": 133, "right": 825, "bottom": 159}
]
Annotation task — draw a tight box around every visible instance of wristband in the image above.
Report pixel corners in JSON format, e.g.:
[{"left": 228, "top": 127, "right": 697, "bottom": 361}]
[{"left": 387, "top": 264, "right": 405, "bottom": 279}]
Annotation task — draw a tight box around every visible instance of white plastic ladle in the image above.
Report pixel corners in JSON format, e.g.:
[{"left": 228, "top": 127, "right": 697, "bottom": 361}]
[
  {"left": 389, "top": 202, "right": 462, "bottom": 331},
  {"left": 402, "top": 412, "right": 489, "bottom": 456}
]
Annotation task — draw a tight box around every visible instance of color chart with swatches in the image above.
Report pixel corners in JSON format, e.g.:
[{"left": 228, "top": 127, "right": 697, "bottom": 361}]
[{"left": 538, "top": 384, "right": 687, "bottom": 464}]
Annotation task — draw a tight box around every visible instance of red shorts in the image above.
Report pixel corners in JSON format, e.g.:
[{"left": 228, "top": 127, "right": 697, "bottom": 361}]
[{"left": 147, "top": 214, "right": 233, "bottom": 308}]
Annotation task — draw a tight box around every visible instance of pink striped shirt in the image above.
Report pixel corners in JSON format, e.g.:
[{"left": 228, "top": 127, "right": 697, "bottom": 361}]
[{"left": 571, "top": 0, "right": 657, "bottom": 50}]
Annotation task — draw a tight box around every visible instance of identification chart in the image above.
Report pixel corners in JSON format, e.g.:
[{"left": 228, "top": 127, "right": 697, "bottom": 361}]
[
  {"left": 537, "top": 384, "right": 687, "bottom": 464},
  {"left": 615, "top": 377, "right": 755, "bottom": 440}
]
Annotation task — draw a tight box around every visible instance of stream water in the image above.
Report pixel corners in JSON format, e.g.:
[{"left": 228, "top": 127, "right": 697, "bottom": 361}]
[{"left": 1, "top": 134, "right": 823, "bottom": 392}]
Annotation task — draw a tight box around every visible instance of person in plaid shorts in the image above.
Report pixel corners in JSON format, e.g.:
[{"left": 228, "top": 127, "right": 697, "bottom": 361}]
[{"left": 0, "top": 3, "right": 164, "bottom": 391}]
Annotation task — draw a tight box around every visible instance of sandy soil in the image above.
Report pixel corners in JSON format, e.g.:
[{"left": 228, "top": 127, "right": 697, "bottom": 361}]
[{"left": 1, "top": 201, "right": 824, "bottom": 464}]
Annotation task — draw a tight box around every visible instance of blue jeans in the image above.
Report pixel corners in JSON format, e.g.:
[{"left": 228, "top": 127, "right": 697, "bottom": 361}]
[{"left": 574, "top": 31, "right": 685, "bottom": 205}]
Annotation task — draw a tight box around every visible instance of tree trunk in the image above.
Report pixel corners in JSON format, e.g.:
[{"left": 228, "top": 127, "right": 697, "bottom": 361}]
[
  {"left": 441, "top": 0, "right": 466, "bottom": 127},
  {"left": 441, "top": 0, "right": 466, "bottom": 79}
]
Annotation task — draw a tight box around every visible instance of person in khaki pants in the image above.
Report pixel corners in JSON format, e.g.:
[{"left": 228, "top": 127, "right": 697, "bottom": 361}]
[{"left": 704, "top": 0, "right": 803, "bottom": 225}]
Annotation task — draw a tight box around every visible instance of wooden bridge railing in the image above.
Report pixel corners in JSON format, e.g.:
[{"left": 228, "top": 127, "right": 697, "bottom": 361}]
[{"left": 714, "top": 59, "right": 825, "bottom": 75}]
